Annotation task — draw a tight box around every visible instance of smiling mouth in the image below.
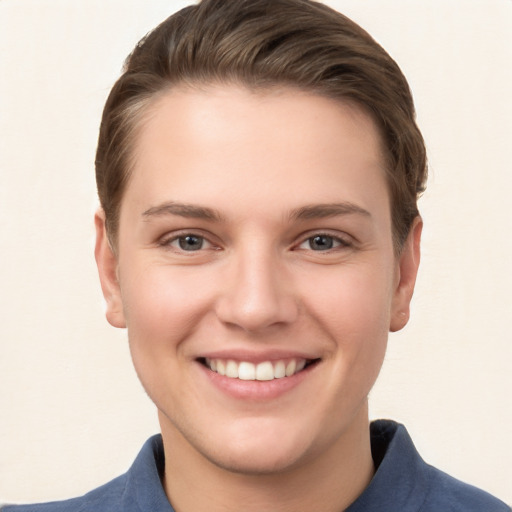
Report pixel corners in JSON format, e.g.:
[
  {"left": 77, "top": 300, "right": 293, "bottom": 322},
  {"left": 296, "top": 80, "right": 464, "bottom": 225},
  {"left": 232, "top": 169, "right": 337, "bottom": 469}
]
[{"left": 199, "top": 357, "right": 320, "bottom": 381}]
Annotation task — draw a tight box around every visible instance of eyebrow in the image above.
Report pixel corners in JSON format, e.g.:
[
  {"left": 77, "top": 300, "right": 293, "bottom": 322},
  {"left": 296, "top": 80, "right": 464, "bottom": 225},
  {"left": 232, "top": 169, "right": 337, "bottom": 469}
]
[
  {"left": 142, "top": 201, "right": 224, "bottom": 222},
  {"left": 141, "top": 201, "right": 371, "bottom": 223},
  {"left": 290, "top": 202, "right": 371, "bottom": 221}
]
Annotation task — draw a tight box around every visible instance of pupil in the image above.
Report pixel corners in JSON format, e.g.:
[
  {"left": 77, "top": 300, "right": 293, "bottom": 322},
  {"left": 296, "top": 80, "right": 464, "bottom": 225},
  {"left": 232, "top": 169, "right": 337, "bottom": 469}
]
[
  {"left": 179, "top": 235, "right": 203, "bottom": 251},
  {"left": 311, "top": 235, "right": 333, "bottom": 250}
]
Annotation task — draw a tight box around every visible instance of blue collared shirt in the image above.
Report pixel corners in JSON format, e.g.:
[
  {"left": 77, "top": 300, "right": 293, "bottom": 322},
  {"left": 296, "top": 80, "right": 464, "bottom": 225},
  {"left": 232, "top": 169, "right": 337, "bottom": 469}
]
[{"left": 2, "top": 420, "right": 509, "bottom": 511}]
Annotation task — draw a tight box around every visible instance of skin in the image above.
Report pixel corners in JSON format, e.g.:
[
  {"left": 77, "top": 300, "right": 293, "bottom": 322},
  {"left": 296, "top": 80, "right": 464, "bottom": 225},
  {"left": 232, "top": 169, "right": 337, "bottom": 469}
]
[{"left": 95, "top": 85, "right": 421, "bottom": 512}]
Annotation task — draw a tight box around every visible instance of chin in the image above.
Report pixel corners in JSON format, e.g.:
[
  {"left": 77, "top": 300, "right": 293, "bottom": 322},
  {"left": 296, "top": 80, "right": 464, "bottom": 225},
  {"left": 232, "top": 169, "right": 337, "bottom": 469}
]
[
  {"left": 191, "top": 417, "right": 319, "bottom": 476},
  {"left": 204, "top": 441, "right": 307, "bottom": 476}
]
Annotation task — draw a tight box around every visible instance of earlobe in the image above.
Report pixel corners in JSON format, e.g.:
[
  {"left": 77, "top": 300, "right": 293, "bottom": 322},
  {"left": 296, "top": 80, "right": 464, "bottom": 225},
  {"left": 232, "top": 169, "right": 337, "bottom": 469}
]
[
  {"left": 94, "top": 210, "right": 126, "bottom": 328},
  {"left": 389, "top": 217, "right": 422, "bottom": 332}
]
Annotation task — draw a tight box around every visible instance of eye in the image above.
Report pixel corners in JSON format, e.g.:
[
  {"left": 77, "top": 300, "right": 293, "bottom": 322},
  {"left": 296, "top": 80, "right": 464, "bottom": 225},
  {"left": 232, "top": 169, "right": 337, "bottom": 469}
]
[
  {"left": 298, "top": 234, "right": 348, "bottom": 251},
  {"left": 165, "top": 234, "right": 211, "bottom": 252},
  {"left": 178, "top": 235, "right": 204, "bottom": 251}
]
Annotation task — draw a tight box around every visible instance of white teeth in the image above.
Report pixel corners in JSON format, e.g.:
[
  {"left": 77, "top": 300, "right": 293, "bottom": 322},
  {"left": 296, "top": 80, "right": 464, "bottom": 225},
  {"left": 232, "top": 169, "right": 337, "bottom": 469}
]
[
  {"left": 274, "top": 360, "right": 286, "bottom": 378},
  {"left": 205, "top": 357, "right": 311, "bottom": 381},
  {"left": 238, "top": 362, "right": 256, "bottom": 380},
  {"left": 285, "top": 359, "right": 296, "bottom": 377},
  {"left": 216, "top": 360, "right": 226, "bottom": 376},
  {"left": 256, "top": 361, "right": 274, "bottom": 381},
  {"left": 296, "top": 359, "right": 306, "bottom": 372},
  {"left": 226, "top": 360, "right": 238, "bottom": 378}
]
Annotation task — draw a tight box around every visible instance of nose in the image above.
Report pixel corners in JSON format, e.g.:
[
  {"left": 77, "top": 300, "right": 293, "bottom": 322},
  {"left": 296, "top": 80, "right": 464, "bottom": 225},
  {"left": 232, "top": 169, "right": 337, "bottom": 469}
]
[{"left": 214, "top": 247, "right": 299, "bottom": 333}]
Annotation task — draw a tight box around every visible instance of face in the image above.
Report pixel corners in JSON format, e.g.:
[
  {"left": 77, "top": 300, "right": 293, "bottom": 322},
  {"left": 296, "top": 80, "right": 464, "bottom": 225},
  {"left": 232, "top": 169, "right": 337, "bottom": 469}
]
[{"left": 96, "top": 85, "right": 420, "bottom": 475}]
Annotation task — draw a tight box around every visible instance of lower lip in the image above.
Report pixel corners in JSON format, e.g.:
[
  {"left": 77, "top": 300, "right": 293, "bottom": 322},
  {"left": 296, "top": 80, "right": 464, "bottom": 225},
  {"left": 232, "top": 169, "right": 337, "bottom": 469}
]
[{"left": 197, "top": 361, "right": 318, "bottom": 401}]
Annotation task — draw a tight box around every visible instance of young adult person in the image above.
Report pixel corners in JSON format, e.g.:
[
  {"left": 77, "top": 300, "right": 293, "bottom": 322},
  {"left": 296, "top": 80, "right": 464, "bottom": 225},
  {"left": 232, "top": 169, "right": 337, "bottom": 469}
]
[{"left": 2, "top": 0, "right": 509, "bottom": 511}]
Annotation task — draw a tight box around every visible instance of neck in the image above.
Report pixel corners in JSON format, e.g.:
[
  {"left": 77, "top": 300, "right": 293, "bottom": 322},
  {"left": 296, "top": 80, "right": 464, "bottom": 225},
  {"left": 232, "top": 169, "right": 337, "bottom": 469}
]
[{"left": 159, "top": 404, "right": 375, "bottom": 512}]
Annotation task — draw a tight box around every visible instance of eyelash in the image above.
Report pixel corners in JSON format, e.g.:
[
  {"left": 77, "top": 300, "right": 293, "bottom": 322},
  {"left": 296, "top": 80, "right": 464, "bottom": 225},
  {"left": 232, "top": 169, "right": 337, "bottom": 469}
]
[
  {"left": 159, "top": 231, "right": 217, "bottom": 253},
  {"left": 296, "top": 232, "right": 352, "bottom": 252},
  {"left": 159, "top": 230, "right": 352, "bottom": 254}
]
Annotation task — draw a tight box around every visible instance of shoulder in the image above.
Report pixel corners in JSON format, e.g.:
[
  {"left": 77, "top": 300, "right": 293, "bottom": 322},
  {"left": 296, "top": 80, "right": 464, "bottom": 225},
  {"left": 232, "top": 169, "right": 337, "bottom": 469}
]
[
  {"left": 420, "top": 464, "right": 510, "bottom": 512},
  {"left": 0, "top": 434, "right": 170, "bottom": 512},
  {"left": 0, "top": 473, "right": 128, "bottom": 512},
  {"left": 348, "top": 420, "right": 510, "bottom": 512}
]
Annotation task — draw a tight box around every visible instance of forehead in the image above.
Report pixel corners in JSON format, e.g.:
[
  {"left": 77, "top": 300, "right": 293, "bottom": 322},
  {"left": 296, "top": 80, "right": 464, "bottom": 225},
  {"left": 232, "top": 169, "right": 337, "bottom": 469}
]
[{"left": 123, "top": 85, "right": 389, "bottom": 223}]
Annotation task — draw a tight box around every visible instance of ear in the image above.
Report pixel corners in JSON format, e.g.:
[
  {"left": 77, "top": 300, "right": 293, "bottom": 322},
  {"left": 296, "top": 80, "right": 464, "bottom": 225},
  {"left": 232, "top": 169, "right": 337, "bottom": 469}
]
[
  {"left": 389, "top": 216, "right": 422, "bottom": 332},
  {"left": 94, "top": 209, "right": 126, "bottom": 328}
]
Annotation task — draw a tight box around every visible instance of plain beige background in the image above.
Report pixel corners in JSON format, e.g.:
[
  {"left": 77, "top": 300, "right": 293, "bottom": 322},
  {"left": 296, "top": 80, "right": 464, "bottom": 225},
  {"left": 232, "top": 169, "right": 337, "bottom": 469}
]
[{"left": 0, "top": 0, "right": 510, "bottom": 506}]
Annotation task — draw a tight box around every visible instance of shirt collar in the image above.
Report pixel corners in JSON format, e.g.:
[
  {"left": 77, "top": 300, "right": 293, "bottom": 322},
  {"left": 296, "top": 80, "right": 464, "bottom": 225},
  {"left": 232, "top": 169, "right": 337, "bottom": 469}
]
[
  {"left": 121, "top": 435, "right": 175, "bottom": 512},
  {"left": 346, "top": 420, "right": 431, "bottom": 511},
  {"left": 124, "top": 420, "right": 430, "bottom": 512}
]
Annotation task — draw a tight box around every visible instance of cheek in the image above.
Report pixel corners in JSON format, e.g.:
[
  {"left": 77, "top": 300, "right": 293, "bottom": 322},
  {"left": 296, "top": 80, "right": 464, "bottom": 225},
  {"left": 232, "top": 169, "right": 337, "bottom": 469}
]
[
  {"left": 119, "top": 263, "right": 216, "bottom": 351},
  {"left": 117, "top": 264, "right": 218, "bottom": 412},
  {"left": 303, "top": 262, "right": 394, "bottom": 334},
  {"left": 301, "top": 264, "right": 393, "bottom": 383}
]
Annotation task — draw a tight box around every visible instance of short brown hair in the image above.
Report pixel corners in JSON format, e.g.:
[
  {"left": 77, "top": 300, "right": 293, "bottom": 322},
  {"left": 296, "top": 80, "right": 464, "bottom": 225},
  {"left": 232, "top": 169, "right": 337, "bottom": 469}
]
[{"left": 95, "top": 0, "right": 427, "bottom": 250}]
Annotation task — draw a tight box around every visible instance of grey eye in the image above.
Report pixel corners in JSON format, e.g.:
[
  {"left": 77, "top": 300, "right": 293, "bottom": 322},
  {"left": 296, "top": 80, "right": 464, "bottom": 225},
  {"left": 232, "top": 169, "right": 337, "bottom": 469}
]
[
  {"left": 178, "top": 235, "right": 204, "bottom": 251},
  {"left": 308, "top": 235, "right": 335, "bottom": 251}
]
